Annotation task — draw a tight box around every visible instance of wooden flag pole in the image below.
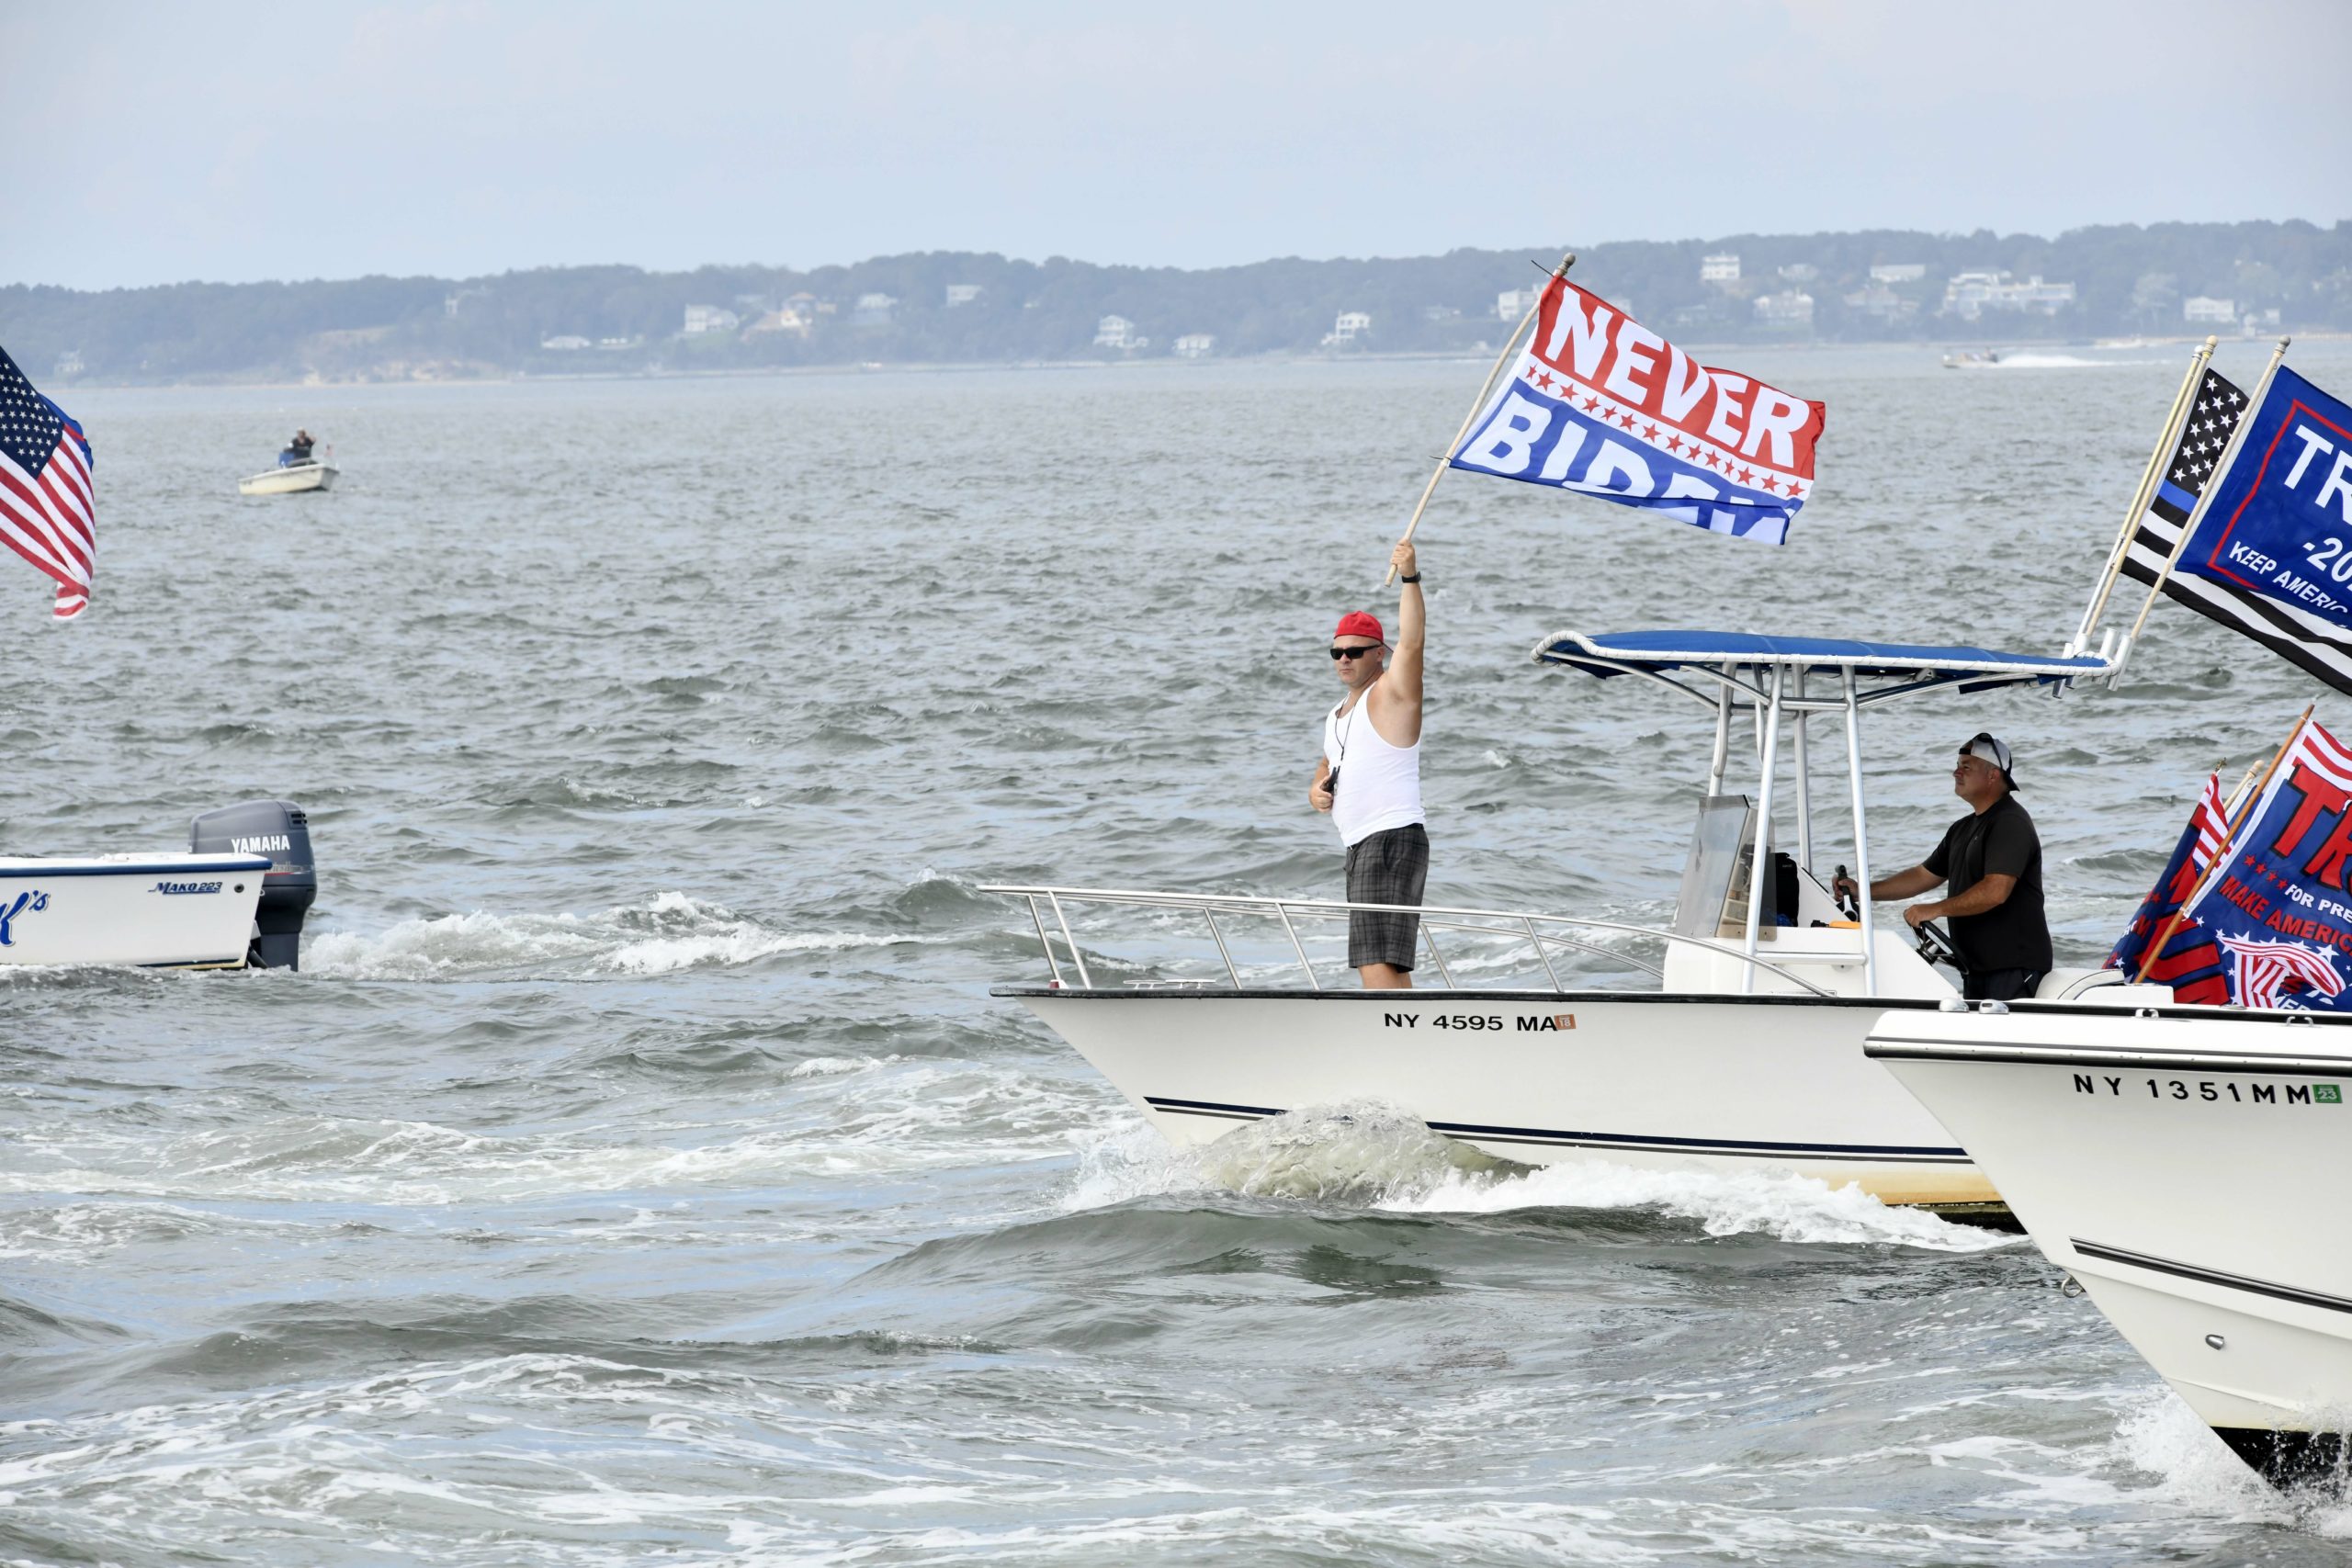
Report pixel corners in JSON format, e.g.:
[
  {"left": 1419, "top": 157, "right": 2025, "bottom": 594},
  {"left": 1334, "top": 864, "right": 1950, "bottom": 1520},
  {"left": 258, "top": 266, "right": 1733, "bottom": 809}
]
[
  {"left": 2223, "top": 757, "right": 2263, "bottom": 816},
  {"left": 2136, "top": 702, "right": 2313, "bottom": 980},
  {"left": 1384, "top": 251, "right": 1576, "bottom": 585},
  {"left": 2073, "top": 335, "right": 2215, "bottom": 653},
  {"left": 2124, "top": 336, "right": 2293, "bottom": 650}
]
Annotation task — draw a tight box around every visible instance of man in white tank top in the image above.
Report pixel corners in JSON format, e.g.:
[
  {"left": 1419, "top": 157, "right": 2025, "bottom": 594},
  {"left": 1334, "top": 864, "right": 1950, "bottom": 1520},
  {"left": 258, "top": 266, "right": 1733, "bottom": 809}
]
[{"left": 1309, "top": 539, "right": 1426, "bottom": 989}]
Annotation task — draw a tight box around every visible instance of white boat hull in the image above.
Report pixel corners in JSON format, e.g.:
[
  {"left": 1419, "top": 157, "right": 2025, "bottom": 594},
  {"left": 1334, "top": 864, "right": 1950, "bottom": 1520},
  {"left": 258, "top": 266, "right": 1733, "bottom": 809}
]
[
  {"left": 0, "top": 854, "right": 273, "bottom": 968},
  {"left": 238, "top": 462, "right": 336, "bottom": 496},
  {"left": 1869, "top": 1010, "right": 2352, "bottom": 1484},
  {"left": 1001, "top": 987, "right": 2000, "bottom": 1206}
]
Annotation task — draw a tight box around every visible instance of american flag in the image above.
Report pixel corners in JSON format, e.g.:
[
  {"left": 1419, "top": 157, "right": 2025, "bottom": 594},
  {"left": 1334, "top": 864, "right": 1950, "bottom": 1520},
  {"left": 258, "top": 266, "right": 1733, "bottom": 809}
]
[
  {"left": 2155, "top": 367, "right": 2249, "bottom": 507},
  {"left": 0, "top": 345, "right": 95, "bottom": 619},
  {"left": 2107, "top": 769, "right": 2231, "bottom": 999},
  {"left": 2121, "top": 365, "right": 2352, "bottom": 694},
  {"left": 2212, "top": 931, "right": 2346, "bottom": 1010}
]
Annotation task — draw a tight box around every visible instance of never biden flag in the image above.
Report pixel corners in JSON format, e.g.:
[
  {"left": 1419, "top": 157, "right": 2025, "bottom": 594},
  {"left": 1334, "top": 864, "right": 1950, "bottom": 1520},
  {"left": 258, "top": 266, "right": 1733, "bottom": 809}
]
[{"left": 1450, "top": 276, "right": 1826, "bottom": 544}]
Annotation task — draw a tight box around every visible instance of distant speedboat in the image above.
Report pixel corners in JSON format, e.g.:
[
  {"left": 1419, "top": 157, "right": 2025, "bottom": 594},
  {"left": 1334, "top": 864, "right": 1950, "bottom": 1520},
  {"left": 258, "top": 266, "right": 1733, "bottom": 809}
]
[
  {"left": 1940, "top": 349, "right": 2001, "bottom": 369},
  {"left": 238, "top": 457, "right": 337, "bottom": 496}
]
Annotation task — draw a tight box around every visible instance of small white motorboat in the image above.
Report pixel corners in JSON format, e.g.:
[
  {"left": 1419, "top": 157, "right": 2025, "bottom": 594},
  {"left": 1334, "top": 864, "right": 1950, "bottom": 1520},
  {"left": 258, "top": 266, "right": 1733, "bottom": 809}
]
[
  {"left": 1940, "top": 349, "right": 2001, "bottom": 369},
  {"left": 1, "top": 854, "right": 269, "bottom": 968},
  {"left": 1, "top": 800, "right": 318, "bottom": 970},
  {"left": 238, "top": 457, "right": 337, "bottom": 496},
  {"left": 1868, "top": 1008, "right": 2352, "bottom": 1486},
  {"left": 988, "top": 630, "right": 2158, "bottom": 1212}
]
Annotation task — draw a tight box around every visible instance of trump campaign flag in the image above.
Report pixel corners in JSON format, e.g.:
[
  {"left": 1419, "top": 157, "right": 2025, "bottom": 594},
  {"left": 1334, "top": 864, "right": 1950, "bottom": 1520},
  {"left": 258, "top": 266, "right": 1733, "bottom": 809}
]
[
  {"left": 2133, "top": 363, "right": 2352, "bottom": 694},
  {"left": 1448, "top": 276, "right": 1826, "bottom": 544},
  {"left": 2177, "top": 715, "right": 2352, "bottom": 1010},
  {"left": 0, "top": 344, "right": 94, "bottom": 619},
  {"left": 2107, "top": 771, "right": 2230, "bottom": 1002}
]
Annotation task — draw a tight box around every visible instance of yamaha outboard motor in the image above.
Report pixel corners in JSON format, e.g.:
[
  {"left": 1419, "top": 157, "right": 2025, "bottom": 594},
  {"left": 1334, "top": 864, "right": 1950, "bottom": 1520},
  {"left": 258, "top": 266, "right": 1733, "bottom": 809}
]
[{"left": 190, "top": 800, "right": 316, "bottom": 970}]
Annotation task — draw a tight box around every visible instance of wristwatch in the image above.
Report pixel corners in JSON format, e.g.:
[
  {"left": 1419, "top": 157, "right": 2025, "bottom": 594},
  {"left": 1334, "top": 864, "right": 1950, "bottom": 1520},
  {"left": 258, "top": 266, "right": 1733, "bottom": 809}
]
[{"left": 1400, "top": 572, "right": 1422, "bottom": 583}]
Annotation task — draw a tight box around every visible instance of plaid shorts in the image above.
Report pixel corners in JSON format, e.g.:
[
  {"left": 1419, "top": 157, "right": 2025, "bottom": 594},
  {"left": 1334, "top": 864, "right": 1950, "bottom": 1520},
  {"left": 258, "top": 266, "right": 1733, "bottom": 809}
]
[{"left": 1344, "top": 823, "right": 1429, "bottom": 971}]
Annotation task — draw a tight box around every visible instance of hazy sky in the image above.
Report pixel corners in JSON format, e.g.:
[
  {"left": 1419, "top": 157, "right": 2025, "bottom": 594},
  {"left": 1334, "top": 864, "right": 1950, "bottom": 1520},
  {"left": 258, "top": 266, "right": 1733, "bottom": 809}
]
[{"left": 12, "top": 0, "right": 2348, "bottom": 290}]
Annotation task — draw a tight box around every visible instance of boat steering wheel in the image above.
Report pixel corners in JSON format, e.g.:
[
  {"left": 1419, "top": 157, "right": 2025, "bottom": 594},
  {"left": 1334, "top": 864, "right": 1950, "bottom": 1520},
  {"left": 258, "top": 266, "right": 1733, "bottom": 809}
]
[
  {"left": 1913, "top": 919, "right": 1960, "bottom": 971},
  {"left": 1832, "top": 866, "right": 1957, "bottom": 971}
]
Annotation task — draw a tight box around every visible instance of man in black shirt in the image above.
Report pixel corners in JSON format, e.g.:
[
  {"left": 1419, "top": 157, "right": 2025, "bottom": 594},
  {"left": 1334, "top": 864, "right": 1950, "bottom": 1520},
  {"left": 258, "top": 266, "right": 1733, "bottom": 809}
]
[{"left": 1835, "top": 733, "right": 2052, "bottom": 1001}]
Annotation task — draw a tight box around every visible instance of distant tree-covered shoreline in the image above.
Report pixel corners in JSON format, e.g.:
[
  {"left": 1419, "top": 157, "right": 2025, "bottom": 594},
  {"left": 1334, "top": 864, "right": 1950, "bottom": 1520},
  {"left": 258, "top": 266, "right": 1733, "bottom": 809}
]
[{"left": 6, "top": 220, "right": 2347, "bottom": 387}]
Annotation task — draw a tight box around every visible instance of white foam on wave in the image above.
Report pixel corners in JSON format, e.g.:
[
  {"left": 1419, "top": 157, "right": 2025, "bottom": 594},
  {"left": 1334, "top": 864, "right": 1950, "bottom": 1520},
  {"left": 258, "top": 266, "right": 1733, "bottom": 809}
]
[
  {"left": 2109, "top": 1386, "right": 2352, "bottom": 1533},
  {"left": 1061, "top": 1101, "right": 1510, "bottom": 1211},
  {"left": 1065, "top": 1100, "right": 2010, "bottom": 1249},
  {"left": 2, "top": 1115, "right": 944, "bottom": 1204},
  {"left": 0, "top": 1200, "right": 263, "bottom": 1260},
  {"left": 0, "top": 1350, "right": 745, "bottom": 1548},
  {"left": 1392, "top": 1157, "right": 2011, "bottom": 1251},
  {"left": 720, "top": 1500, "right": 1649, "bottom": 1564},
  {"left": 2, "top": 1061, "right": 1091, "bottom": 1206},
  {"left": 1985, "top": 352, "right": 2156, "bottom": 369},
  {"left": 305, "top": 909, "right": 606, "bottom": 978},
  {"left": 602, "top": 925, "right": 910, "bottom": 976},
  {"left": 0, "top": 1351, "right": 1661, "bottom": 1564},
  {"left": 787, "top": 1055, "right": 899, "bottom": 1079},
  {"left": 305, "top": 890, "right": 922, "bottom": 980}
]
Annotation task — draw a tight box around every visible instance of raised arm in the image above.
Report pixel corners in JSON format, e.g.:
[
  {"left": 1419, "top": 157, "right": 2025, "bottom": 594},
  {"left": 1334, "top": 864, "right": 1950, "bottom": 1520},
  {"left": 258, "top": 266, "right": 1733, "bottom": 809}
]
[{"left": 1369, "top": 540, "right": 1424, "bottom": 745}]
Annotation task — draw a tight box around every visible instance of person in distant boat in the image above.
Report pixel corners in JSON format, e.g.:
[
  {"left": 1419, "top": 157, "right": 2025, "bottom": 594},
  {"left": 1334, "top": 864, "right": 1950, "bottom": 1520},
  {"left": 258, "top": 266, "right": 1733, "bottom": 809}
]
[
  {"left": 1309, "top": 539, "right": 1426, "bottom": 990},
  {"left": 286, "top": 429, "right": 314, "bottom": 464},
  {"left": 1834, "top": 733, "right": 2052, "bottom": 1001}
]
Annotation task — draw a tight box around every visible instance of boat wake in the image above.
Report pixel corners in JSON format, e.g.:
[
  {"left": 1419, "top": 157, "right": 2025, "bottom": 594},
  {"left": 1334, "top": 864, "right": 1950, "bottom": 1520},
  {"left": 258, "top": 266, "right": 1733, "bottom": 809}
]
[
  {"left": 1, "top": 1061, "right": 1087, "bottom": 1209},
  {"left": 1064, "top": 1102, "right": 2011, "bottom": 1250},
  {"left": 1064, "top": 1100, "right": 1520, "bottom": 1209},
  {"left": 305, "top": 891, "right": 926, "bottom": 979},
  {"left": 1389, "top": 1154, "right": 2010, "bottom": 1250},
  {"left": 1987, "top": 352, "right": 2160, "bottom": 369},
  {"left": 2110, "top": 1390, "right": 2352, "bottom": 1531}
]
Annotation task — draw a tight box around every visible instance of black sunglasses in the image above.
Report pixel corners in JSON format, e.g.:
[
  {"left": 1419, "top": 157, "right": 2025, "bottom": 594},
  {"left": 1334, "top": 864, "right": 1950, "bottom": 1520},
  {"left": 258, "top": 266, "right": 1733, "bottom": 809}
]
[{"left": 1329, "top": 645, "right": 1380, "bottom": 660}]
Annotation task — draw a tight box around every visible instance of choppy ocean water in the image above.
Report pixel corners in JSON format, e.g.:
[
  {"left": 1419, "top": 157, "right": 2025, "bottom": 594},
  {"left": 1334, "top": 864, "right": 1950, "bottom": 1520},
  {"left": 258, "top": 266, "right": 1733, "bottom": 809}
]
[{"left": 6, "top": 342, "right": 2352, "bottom": 1565}]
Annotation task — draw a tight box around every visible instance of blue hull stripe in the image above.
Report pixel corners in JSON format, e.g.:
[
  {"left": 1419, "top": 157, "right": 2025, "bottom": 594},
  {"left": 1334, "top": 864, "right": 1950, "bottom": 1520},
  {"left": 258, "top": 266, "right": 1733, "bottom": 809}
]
[
  {"left": 2074, "top": 1238, "right": 2352, "bottom": 1316},
  {"left": 1143, "top": 1095, "right": 1969, "bottom": 1162},
  {"left": 0, "top": 858, "right": 271, "bottom": 879}
]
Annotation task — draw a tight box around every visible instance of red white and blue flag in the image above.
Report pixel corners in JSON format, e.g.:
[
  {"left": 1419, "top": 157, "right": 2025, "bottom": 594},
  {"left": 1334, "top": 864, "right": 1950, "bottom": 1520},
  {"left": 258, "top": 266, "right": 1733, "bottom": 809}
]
[
  {"left": 2107, "top": 770, "right": 2230, "bottom": 1002},
  {"left": 0, "top": 344, "right": 95, "bottom": 620},
  {"left": 2177, "top": 715, "right": 2352, "bottom": 1010},
  {"left": 1450, "top": 276, "right": 1826, "bottom": 545}
]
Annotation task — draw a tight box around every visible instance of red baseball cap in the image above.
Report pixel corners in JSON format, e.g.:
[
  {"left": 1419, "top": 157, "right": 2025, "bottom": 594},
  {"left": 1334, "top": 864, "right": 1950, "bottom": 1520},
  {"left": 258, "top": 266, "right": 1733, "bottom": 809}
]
[{"left": 1332, "top": 611, "right": 1385, "bottom": 645}]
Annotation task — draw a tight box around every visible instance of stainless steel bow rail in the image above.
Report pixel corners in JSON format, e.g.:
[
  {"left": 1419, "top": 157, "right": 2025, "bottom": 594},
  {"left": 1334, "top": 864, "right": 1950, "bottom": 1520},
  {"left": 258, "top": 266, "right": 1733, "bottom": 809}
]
[{"left": 978, "top": 884, "right": 1831, "bottom": 997}]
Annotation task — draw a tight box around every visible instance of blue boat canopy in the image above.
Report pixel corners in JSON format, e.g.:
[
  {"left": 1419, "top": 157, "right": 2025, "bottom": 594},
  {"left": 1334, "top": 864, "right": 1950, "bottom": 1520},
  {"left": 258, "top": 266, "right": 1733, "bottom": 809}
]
[{"left": 1532, "top": 628, "right": 2114, "bottom": 705}]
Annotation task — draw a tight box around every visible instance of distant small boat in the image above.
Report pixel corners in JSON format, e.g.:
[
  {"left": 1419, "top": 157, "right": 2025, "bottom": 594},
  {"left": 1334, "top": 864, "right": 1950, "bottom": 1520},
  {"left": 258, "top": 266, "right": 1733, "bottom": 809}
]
[
  {"left": 1939, "top": 349, "right": 2001, "bottom": 369},
  {"left": 239, "top": 458, "right": 337, "bottom": 496}
]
